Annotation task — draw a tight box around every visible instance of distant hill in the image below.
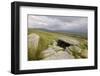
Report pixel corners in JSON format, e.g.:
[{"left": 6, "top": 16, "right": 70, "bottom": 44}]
[{"left": 28, "top": 28, "right": 87, "bottom": 38}]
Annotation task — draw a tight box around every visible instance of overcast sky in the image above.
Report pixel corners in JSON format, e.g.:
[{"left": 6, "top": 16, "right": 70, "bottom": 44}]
[{"left": 28, "top": 15, "right": 88, "bottom": 33}]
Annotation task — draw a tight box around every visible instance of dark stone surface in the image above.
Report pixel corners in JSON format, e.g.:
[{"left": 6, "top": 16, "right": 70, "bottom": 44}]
[{"left": 57, "top": 40, "right": 71, "bottom": 49}]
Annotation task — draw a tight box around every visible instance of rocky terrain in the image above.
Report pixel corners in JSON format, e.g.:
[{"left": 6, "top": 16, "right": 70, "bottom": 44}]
[{"left": 28, "top": 29, "right": 88, "bottom": 61}]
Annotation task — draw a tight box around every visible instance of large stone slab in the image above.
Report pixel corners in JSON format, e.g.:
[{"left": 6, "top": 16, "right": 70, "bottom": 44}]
[
  {"left": 43, "top": 51, "right": 74, "bottom": 60},
  {"left": 28, "top": 33, "right": 40, "bottom": 60}
]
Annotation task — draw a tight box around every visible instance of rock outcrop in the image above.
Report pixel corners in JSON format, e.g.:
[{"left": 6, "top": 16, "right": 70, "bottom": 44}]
[
  {"left": 43, "top": 51, "right": 74, "bottom": 60},
  {"left": 41, "top": 40, "right": 74, "bottom": 60},
  {"left": 28, "top": 33, "right": 87, "bottom": 60},
  {"left": 28, "top": 33, "right": 40, "bottom": 60}
]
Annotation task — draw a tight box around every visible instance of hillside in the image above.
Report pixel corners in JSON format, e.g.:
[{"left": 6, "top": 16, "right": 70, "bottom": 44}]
[{"left": 28, "top": 28, "right": 88, "bottom": 61}]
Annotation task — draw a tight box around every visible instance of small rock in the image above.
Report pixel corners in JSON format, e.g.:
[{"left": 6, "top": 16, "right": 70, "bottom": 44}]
[
  {"left": 65, "top": 47, "right": 73, "bottom": 55},
  {"left": 68, "top": 46, "right": 81, "bottom": 54},
  {"left": 81, "top": 50, "right": 88, "bottom": 58},
  {"left": 41, "top": 48, "right": 56, "bottom": 58}
]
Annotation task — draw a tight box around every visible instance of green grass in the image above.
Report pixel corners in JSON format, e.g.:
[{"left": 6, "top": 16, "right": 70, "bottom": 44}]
[{"left": 28, "top": 28, "right": 88, "bottom": 60}]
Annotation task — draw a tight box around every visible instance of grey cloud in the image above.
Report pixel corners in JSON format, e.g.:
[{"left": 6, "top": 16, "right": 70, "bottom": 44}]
[{"left": 28, "top": 15, "right": 88, "bottom": 33}]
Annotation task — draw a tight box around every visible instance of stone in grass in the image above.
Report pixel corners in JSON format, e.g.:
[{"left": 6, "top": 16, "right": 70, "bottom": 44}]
[
  {"left": 74, "top": 46, "right": 82, "bottom": 53},
  {"left": 81, "top": 50, "right": 88, "bottom": 58},
  {"left": 68, "top": 46, "right": 81, "bottom": 54},
  {"left": 28, "top": 33, "right": 40, "bottom": 60}
]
